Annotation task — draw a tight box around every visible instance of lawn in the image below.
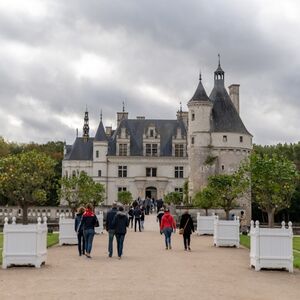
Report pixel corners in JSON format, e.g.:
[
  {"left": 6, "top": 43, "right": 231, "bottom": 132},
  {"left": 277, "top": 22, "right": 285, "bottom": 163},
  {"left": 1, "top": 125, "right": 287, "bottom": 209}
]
[
  {"left": 0, "top": 233, "right": 59, "bottom": 265},
  {"left": 240, "top": 235, "right": 300, "bottom": 269}
]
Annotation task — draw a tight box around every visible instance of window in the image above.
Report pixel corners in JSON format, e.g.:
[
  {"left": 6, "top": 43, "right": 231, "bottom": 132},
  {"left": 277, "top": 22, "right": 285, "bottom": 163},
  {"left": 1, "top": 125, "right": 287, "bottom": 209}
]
[
  {"left": 118, "top": 187, "right": 127, "bottom": 192},
  {"left": 191, "top": 137, "right": 195, "bottom": 145},
  {"left": 146, "top": 167, "right": 157, "bottom": 177},
  {"left": 175, "top": 166, "right": 184, "bottom": 178},
  {"left": 240, "top": 136, "right": 243, "bottom": 143},
  {"left": 175, "top": 144, "right": 184, "bottom": 157},
  {"left": 223, "top": 135, "right": 227, "bottom": 142},
  {"left": 118, "top": 165, "right": 127, "bottom": 177},
  {"left": 221, "top": 165, "right": 225, "bottom": 171},
  {"left": 192, "top": 113, "right": 195, "bottom": 121},
  {"left": 145, "top": 143, "right": 158, "bottom": 156},
  {"left": 96, "top": 150, "right": 99, "bottom": 158},
  {"left": 72, "top": 170, "right": 76, "bottom": 177},
  {"left": 119, "top": 144, "right": 127, "bottom": 156},
  {"left": 98, "top": 170, "right": 101, "bottom": 177},
  {"left": 175, "top": 188, "right": 183, "bottom": 193},
  {"left": 150, "top": 129, "right": 154, "bottom": 137}
]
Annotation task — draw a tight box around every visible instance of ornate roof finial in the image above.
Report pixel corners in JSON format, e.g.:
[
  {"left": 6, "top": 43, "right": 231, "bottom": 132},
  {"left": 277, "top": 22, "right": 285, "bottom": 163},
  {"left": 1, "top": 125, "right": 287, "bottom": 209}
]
[
  {"left": 85, "top": 104, "right": 88, "bottom": 112},
  {"left": 122, "top": 101, "right": 125, "bottom": 112},
  {"left": 179, "top": 101, "right": 182, "bottom": 112},
  {"left": 199, "top": 70, "right": 202, "bottom": 81},
  {"left": 218, "top": 53, "right": 221, "bottom": 67},
  {"left": 100, "top": 109, "right": 103, "bottom": 122}
]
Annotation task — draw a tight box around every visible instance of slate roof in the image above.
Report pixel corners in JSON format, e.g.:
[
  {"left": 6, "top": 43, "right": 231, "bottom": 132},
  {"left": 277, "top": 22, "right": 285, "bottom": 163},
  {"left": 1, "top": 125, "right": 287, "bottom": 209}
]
[
  {"left": 210, "top": 81, "right": 251, "bottom": 135},
  {"left": 94, "top": 121, "right": 107, "bottom": 142},
  {"left": 108, "top": 119, "right": 187, "bottom": 156},
  {"left": 188, "top": 79, "right": 211, "bottom": 103},
  {"left": 64, "top": 137, "right": 94, "bottom": 160}
]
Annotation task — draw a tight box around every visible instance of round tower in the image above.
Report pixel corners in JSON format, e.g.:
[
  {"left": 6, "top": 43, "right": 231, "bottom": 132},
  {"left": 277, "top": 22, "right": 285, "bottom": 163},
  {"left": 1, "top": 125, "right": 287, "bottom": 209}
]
[{"left": 187, "top": 73, "right": 214, "bottom": 199}]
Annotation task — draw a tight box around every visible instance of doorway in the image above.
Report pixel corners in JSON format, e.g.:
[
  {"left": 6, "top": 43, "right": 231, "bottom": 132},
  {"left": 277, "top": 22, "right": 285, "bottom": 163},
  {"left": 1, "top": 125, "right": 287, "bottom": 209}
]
[{"left": 145, "top": 186, "right": 157, "bottom": 199}]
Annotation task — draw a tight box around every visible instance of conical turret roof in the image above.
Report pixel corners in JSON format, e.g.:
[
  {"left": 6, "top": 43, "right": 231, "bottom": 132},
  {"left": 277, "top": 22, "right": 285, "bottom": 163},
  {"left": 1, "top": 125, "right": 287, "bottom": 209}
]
[
  {"left": 94, "top": 121, "right": 107, "bottom": 142},
  {"left": 188, "top": 74, "right": 212, "bottom": 104}
]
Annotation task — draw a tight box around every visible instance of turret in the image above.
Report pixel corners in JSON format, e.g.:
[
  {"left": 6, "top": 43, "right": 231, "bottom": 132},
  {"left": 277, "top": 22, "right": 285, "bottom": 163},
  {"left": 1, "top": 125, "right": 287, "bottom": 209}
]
[{"left": 82, "top": 108, "right": 89, "bottom": 142}]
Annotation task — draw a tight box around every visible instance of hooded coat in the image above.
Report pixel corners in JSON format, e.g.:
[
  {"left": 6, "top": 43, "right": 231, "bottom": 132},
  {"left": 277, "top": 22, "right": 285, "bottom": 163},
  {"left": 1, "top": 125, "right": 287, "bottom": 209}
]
[
  {"left": 179, "top": 213, "right": 194, "bottom": 235},
  {"left": 112, "top": 211, "right": 129, "bottom": 235}
]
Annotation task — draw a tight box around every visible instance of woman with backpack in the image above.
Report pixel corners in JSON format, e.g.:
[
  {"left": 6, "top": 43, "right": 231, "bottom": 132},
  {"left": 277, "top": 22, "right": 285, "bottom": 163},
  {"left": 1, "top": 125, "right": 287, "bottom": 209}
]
[{"left": 160, "top": 208, "right": 176, "bottom": 250}]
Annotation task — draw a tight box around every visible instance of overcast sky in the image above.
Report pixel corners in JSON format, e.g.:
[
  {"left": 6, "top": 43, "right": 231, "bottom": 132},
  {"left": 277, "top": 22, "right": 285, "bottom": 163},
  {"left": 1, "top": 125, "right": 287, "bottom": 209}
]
[{"left": 0, "top": 0, "right": 299, "bottom": 145}]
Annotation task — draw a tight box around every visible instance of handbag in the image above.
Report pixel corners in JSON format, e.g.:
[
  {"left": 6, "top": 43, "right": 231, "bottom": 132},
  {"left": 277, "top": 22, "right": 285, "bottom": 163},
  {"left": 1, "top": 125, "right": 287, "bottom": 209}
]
[{"left": 179, "top": 218, "right": 189, "bottom": 235}]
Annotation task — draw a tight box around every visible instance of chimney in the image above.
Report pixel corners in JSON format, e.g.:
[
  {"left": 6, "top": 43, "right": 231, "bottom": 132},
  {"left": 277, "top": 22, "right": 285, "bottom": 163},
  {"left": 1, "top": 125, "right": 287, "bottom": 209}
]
[
  {"left": 105, "top": 126, "right": 112, "bottom": 136},
  {"left": 228, "top": 84, "right": 240, "bottom": 114}
]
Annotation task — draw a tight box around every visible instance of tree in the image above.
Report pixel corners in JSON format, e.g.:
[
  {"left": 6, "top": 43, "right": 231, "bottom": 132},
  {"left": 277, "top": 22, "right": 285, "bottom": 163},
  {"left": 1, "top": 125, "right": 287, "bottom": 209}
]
[
  {"left": 0, "top": 150, "right": 56, "bottom": 224},
  {"left": 183, "top": 180, "right": 189, "bottom": 205},
  {"left": 193, "top": 186, "right": 216, "bottom": 215},
  {"left": 207, "top": 169, "right": 248, "bottom": 220},
  {"left": 0, "top": 136, "right": 10, "bottom": 158},
  {"left": 164, "top": 192, "right": 182, "bottom": 205},
  {"left": 248, "top": 153, "right": 298, "bottom": 227},
  {"left": 118, "top": 191, "right": 133, "bottom": 205},
  {"left": 59, "top": 172, "right": 105, "bottom": 217}
]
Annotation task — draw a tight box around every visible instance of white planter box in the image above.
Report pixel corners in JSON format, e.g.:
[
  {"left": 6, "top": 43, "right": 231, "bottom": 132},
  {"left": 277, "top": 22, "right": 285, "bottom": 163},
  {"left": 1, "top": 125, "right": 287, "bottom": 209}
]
[
  {"left": 250, "top": 221, "right": 293, "bottom": 272},
  {"left": 197, "top": 212, "right": 214, "bottom": 235},
  {"left": 95, "top": 211, "right": 104, "bottom": 234},
  {"left": 213, "top": 215, "right": 240, "bottom": 247},
  {"left": 2, "top": 217, "right": 48, "bottom": 269},
  {"left": 59, "top": 214, "right": 77, "bottom": 245}
]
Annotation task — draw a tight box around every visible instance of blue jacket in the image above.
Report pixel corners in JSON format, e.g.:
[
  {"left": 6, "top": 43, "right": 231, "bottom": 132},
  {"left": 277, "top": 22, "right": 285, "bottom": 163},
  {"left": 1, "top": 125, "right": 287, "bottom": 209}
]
[
  {"left": 106, "top": 207, "right": 118, "bottom": 231},
  {"left": 75, "top": 213, "right": 83, "bottom": 232}
]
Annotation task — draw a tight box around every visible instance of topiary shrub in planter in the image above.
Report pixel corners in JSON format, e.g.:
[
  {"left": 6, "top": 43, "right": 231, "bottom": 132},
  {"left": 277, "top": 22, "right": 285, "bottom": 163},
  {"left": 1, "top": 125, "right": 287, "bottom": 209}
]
[
  {"left": 250, "top": 220, "right": 293, "bottom": 272},
  {"left": 2, "top": 216, "right": 48, "bottom": 269}
]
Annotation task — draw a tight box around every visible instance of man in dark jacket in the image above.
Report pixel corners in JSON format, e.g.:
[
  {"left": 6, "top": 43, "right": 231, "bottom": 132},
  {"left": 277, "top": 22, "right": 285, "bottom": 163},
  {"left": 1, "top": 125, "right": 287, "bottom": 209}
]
[
  {"left": 106, "top": 202, "right": 118, "bottom": 257},
  {"left": 112, "top": 206, "right": 129, "bottom": 259},
  {"left": 133, "top": 206, "right": 142, "bottom": 232},
  {"left": 74, "top": 207, "right": 85, "bottom": 256}
]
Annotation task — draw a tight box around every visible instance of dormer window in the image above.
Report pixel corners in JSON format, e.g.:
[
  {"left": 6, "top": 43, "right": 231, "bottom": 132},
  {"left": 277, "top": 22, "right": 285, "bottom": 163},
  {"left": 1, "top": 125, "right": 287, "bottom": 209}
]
[
  {"left": 119, "top": 144, "right": 128, "bottom": 156},
  {"left": 175, "top": 144, "right": 184, "bottom": 157},
  {"left": 150, "top": 129, "right": 154, "bottom": 137},
  {"left": 223, "top": 135, "right": 227, "bottom": 142},
  {"left": 240, "top": 136, "right": 243, "bottom": 143},
  {"left": 146, "top": 144, "right": 158, "bottom": 156}
]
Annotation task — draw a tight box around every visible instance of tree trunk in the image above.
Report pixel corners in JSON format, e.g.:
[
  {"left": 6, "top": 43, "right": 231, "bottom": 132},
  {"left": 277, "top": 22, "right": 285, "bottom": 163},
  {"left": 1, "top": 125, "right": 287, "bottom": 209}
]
[
  {"left": 225, "top": 210, "right": 230, "bottom": 220},
  {"left": 267, "top": 209, "right": 275, "bottom": 228},
  {"left": 205, "top": 209, "right": 208, "bottom": 216},
  {"left": 22, "top": 203, "right": 28, "bottom": 225}
]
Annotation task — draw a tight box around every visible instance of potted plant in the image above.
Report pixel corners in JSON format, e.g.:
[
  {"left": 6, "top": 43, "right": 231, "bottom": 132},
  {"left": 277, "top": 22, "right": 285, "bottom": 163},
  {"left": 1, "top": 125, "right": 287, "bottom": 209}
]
[
  {"left": 0, "top": 150, "right": 56, "bottom": 268},
  {"left": 193, "top": 187, "right": 215, "bottom": 235},
  {"left": 58, "top": 172, "right": 105, "bottom": 244},
  {"left": 248, "top": 153, "right": 298, "bottom": 271}
]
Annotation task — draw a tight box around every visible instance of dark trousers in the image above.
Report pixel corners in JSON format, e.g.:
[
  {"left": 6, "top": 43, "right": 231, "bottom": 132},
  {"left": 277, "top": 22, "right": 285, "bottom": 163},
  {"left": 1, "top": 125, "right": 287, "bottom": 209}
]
[
  {"left": 129, "top": 217, "right": 133, "bottom": 228},
  {"left": 77, "top": 230, "right": 85, "bottom": 255},
  {"left": 135, "top": 218, "right": 141, "bottom": 232},
  {"left": 108, "top": 229, "right": 115, "bottom": 257},
  {"left": 116, "top": 234, "right": 126, "bottom": 257},
  {"left": 183, "top": 233, "right": 191, "bottom": 249}
]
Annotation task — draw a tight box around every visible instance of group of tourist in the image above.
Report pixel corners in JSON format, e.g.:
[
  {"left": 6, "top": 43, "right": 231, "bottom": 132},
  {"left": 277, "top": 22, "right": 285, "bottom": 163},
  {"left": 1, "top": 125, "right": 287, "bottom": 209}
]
[{"left": 74, "top": 202, "right": 196, "bottom": 259}]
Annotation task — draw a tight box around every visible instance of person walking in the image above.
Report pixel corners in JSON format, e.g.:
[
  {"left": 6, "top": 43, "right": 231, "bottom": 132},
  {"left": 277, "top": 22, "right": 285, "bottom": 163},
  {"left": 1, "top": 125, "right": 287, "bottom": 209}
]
[
  {"left": 128, "top": 206, "right": 134, "bottom": 229},
  {"left": 140, "top": 206, "right": 145, "bottom": 231},
  {"left": 160, "top": 208, "right": 176, "bottom": 250},
  {"left": 74, "top": 206, "right": 85, "bottom": 256},
  {"left": 106, "top": 202, "right": 118, "bottom": 257},
  {"left": 157, "top": 208, "right": 164, "bottom": 227},
  {"left": 179, "top": 210, "right": 194, "bottom": 251},
  {"left": 133, "top": 205, "right": 142, "bottom": 232},
  {"left": 112, "top": 206, "right": 129, "bottom": 259},
  {"left": 80, "top": 203, "right": 99, "bottom": 258}
]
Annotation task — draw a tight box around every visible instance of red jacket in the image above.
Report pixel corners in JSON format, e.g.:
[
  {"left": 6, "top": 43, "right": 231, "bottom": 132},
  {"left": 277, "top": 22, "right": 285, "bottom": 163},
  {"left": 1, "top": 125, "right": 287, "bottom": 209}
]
[{"left": 160, "top": 212, "right": 176, "bottom": 231}]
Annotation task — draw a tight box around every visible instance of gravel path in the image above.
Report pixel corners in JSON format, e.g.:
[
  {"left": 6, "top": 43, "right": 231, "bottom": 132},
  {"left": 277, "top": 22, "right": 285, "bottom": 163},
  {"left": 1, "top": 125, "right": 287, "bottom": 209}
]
[{"left": 0, "top": 215, "right": 299, "bottom": 300}]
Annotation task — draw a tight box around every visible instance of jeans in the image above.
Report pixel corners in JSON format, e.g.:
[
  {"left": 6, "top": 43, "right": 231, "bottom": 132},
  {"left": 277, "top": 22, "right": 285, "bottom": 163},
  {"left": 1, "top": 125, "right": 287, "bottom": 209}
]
[
  {"left": 129, "top": 217, "right": 133, "bottom": 228},
  {"left": 116, "top": 234, "right": 126, "bottom": 257},
  {"left": 163, "top": 227, "right": 173, "bottom": 248},
  {"left": 183, "top": 233, "right": 191, "bottom": 249},
  {"left": 135, "top": 218, "right": 141, "bottom": 232},
  {"left": 108, "top": 229, "right": 115, "bottom": 257},
  {"left": 84, "top": 228, "right": 95, "bottom": 254},
  {"left": 77, "top": 230, "right": 85, "bottom": 255}
]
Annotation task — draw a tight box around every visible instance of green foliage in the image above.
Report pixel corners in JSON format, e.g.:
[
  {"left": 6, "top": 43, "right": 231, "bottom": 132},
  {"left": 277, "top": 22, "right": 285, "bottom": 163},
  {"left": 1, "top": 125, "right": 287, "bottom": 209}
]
[
  {"left": 59, "top": 172, "right": 105, "bottom": 217},
  {"left": 247, "top": 153, "right": 298, "bottom": 227},
  {"left": 239, "top": 235, "right": 250, "bottom": 249},
  {"left": 164, "top": 192, "right": 182, "bottom": 205},
  {"left": 183, "top": 180, "right": 189, "bottom": 205},
  {"left": 207, "top": 169, "right": 249, "bottom": 220},
  {"left": 118, "top": 191, "right": 133, "bottom": 205},
  {"left": 0, "top": 150, "right": 56, "bottom": 224},
  {"left": 205, "top": 155, "right": 218, "bottom": 165},
  {"left": 193, "top": 187, "right": 216, "bottom": 215}
]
